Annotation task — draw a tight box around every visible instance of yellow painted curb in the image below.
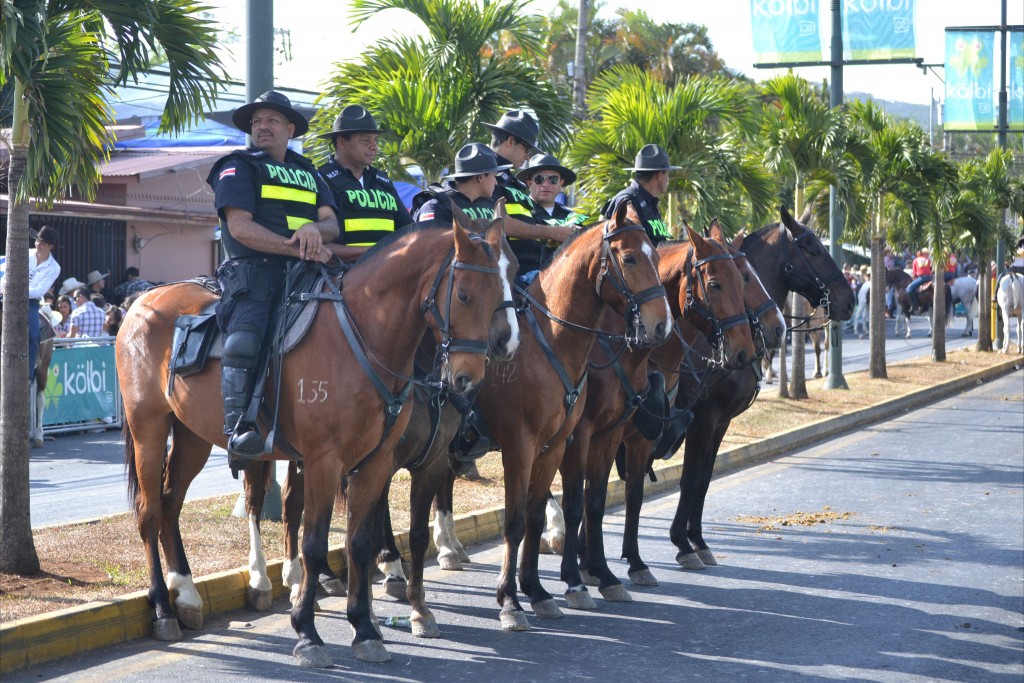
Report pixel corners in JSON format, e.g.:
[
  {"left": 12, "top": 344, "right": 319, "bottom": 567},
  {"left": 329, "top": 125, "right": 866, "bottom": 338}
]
[{"left": 1, "top": 356, "right": 1019, "bottom": 674}]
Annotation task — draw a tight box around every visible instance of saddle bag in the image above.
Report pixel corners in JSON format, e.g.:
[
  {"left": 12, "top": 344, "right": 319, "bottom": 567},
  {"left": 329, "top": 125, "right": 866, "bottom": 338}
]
[
  {"left": 171, "top": 313, "right": 218, "bottom": 378},
  {"left": 633, "top": 371, "right": 670, "bottom": 441}
]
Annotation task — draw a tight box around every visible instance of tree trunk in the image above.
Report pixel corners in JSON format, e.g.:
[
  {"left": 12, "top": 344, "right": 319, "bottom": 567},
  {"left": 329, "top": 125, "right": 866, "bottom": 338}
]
[
  {"left": 931, "top": 262, "right": 947, "bottom": 362},
  {"left": 0, "top": 79, "right": 41, "bottom": 573},
  {"left": 868, "top": 210, "right": 887, "bottom": 378},
  {"left": 573, "top": 0, "right": 589, "bottom": 115},
  {"left": 788, "top": 293, "right": 809, "bottom": 398},
  {"left": 976, "top": 248, "right": 993, "bottom": 352},
  {"left": 777, "top": 296, "right": 790, "bottom": 398}
]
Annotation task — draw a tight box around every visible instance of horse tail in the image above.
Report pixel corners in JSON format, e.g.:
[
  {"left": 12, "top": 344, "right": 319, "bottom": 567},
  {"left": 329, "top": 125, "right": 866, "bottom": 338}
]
[{"left": 124, "top": 420, "right": 140, "bottom": 515}]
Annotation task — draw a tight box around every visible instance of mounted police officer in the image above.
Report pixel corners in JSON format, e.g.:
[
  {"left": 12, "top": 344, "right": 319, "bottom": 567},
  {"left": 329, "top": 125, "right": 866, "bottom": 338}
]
[
  {"left": 518, "top": 153, "right": 588, "bottom": 228},
  {"left": 411, "top": 142, "right": 510, "bottom": 223},
  {"left": 484, "top": 111, "right": 574, "bottom": 278},
  {"left": 207, "top": 90, "right": 338, "bottom": 463},
  {"left": 602, "top": 144, "right": 680, "bottom": 245},
  {"left": 316, "top": 105, "right": 412, "bottom": 261}
]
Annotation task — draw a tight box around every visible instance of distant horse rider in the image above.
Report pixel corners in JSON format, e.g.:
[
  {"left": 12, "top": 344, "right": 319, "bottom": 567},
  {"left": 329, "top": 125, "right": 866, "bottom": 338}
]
[
  {"left": 316, "top": 104, "right": 413, "bottom": 261},
  {"left": 207, "top": 90, "right": 338, "bottom": 464},
  {"left": 602, "top": 144, "right": 680, "bottom": 245},
  {"left": 906, "top": 247, "right": 932, "bottom": 313},
  {"left": 411, "top": 142, "right": 510, "bottom": 223}
]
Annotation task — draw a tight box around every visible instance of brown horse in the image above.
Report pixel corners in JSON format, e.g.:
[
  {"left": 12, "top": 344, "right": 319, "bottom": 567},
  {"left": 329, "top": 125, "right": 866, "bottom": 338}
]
[
  {"left": 466, "top": 204, "right": 671, "bottom": 630},
  {"left": 887, "top": 267, "right": 950, "bottom": 338},
  {"left": 118, "top": 221, "right": 509, "bottom": 666},
  {"left": 618, "top": 206, "right": 853, "bottom": 579},
  {"left": 555, "top": 225, "right": 757, "bottom": 607}
]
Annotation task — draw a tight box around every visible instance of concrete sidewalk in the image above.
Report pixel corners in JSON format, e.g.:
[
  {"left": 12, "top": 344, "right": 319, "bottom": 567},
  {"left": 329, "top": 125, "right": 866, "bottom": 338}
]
[{"left": 2, "top": 355, "right": 1021, "bottom": 674}]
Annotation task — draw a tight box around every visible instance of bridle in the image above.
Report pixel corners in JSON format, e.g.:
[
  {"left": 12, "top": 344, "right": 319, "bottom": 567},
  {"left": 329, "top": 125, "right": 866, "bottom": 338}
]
[{"left": 681, "top": 248, "right": 749, "bottom": 368}]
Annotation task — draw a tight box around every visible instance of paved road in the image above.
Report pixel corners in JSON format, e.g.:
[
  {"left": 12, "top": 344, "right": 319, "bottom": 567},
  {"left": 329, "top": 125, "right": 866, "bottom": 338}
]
[
  {"left": 28, "top": 314, "right": 983, "bottom": 528},
  {"left": 13, "top": 371, "right": 1023, "bottom": 682}
]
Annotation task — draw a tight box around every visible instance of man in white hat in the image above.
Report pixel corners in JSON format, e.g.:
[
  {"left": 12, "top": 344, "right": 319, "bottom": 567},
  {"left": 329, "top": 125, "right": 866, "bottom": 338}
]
[
  {"left": 86, "top": 269, "right": 108, "bottom": 295},
  {"left": 206, "top": 89, "right": 339, "bottom": 465},
  {"left": 601, "top": 143, "right": 681, "bottom": 245},
  {"left": 58, "top": 276, "right": 86, "bottom": 296}
]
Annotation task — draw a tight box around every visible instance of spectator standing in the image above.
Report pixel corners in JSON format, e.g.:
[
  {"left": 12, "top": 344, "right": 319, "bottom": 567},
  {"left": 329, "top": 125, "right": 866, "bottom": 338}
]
[
  {"left": 67, "top": 287, "right": 105, "bottom": 337},
  {"left": 103, "top": 306, "right": 124, "bottom": 337},
  {"left": 111, "top": 267, "right": 153, "bottom": 305},
  {"left": 85, "top": 270, "right": 108, "bottom": 297},
  {"left": 27, "top": 226, "right": 62, "bottom": 374},
  {"left": 54, "top": 294, "right": 73, "bottom": 337}
]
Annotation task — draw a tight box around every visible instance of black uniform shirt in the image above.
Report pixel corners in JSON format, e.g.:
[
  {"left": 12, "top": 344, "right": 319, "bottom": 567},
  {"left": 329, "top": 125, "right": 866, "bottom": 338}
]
[
  {"left": 601, "top": 179, "right": 671, "bottom": 245},
  {"left": 318, "top": 158, "right": 412, "bottom": 246},
  {"left": 411, "top": 182, "right": 496, "bottom": 224},
  {"left": 534, "top": 201, "right": 589, "bottom": 227}
]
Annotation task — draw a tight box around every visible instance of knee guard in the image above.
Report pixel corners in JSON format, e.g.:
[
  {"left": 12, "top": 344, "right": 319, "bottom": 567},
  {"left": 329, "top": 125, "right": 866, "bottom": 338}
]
[{"left": 222, "top": 330, "right": 261, "bottom": 370}]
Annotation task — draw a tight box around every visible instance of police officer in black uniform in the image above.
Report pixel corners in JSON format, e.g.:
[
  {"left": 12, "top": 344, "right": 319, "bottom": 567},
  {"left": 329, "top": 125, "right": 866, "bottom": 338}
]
[
  {"left": 518, "top": 153, "right": 588, "bottom": 228},
  {"left": 316, "top": 105, "right": 412, "bottom": 262},
  {"left": 601, "top": 143, "right": 680, "bottom": 245},
  {"left": 411, "top": 142, "right": 510, "bottom": 223},
  {"left": 207, "top": 91, "right": 338, "bottom": 462},
  {"left": 483, "top": 111, "right": 575, "bottom": 277}
]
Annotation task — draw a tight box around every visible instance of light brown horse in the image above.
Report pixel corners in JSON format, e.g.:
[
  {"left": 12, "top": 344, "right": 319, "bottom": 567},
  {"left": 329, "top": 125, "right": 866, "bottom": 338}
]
[
  {"left": 556, "top": 225, "right": 757, "bottom": 607},
  {"left": 118, "top": 221, "right": 509, "bottom": 666}
]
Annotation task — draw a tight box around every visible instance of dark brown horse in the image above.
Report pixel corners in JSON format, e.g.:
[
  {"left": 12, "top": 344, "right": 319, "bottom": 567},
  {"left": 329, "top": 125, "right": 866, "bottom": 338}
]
[
  {"left": 118, "top": 221, "right": 509, "bottom": 666},
  {"left": 618, "top": 206, "right": 854, "bottom": 579},
  {"left": 886, "top": 267, "right": 950, "bottom": 338},
  {"left": 556, "top": 225, "right": 757, "bottom": 607}
]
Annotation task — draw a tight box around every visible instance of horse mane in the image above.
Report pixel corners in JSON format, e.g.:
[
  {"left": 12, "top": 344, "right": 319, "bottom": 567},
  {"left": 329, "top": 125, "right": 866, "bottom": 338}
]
[{"left": 538, "top": 222, "right": 598, "bottom": 271}]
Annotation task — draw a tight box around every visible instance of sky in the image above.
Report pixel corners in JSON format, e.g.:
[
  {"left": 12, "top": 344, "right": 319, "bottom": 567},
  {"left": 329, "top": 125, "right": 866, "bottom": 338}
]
[{"left": 209, "top": 1, "right": 1023, "bottom": 107}]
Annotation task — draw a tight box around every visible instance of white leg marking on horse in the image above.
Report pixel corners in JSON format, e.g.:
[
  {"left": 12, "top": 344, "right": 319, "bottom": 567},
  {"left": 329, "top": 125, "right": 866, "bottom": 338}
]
[
  {"left": 247, "top": 515, "right": 271, "bottom": 592},
  {"left": 434, "top": 509, "right": 460, "bottom": 558},
  {"left": 379, "top": 558, "right": 407, "bottom": 581},
  {"left": 281, "top": 555, "right": 302, "bottom": 590},
  {"left": 498, "top": 250, "right": 521, "bottom": 355},
  {"left": 167, "top": 572, "right": 203, "bottom": 611}
]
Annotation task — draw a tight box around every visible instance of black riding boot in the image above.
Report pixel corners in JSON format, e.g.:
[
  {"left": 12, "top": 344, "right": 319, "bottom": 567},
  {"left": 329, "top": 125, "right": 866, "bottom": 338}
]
[{"left": 221, "top": 365, "right": 265, "bottom": 461}]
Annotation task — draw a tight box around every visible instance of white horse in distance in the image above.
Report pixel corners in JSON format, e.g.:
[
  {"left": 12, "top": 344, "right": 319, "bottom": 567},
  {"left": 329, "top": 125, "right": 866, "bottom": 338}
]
[{"left": 996, "top": 272, "right": 1024, "bottom": 354}]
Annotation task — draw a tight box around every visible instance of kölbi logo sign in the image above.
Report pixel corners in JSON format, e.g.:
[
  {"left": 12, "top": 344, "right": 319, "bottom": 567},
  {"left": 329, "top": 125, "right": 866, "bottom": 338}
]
[
  {"left": 63, "top": 357, "right": 108, "bottom": 396},
  {"left": 843, "top": 0, "right": 911, "bottom": 13},
  {"left": 752, "top": 0, "right": 817, "bottom": 17}
]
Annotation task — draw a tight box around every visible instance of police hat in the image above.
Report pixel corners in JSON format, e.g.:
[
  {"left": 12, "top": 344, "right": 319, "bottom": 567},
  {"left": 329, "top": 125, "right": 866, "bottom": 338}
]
[
  {"left": 482, "top": 110, "right": 540, "bottom": 152},
  {"left": 443, "top": 143, "right": 512, "bottom": 179},
  {"left": 231, "top": 90, "right": 308, "bottom": 138},
  {"left": 315, "top": 105, "right": 389, "bottom": 142},
  {"left": 516, "top": 153, "right": 577, "bottom": 186},
  {"left": 623, "top": 144, "right": 681, "bottom": 172},
  {"left": 30, "top": 225, "right": 59, "bottom": 247}
]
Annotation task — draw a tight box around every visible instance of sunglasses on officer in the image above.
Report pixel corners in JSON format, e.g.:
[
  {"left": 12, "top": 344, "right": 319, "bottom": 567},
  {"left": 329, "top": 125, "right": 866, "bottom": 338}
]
[{"left": 531, "top": 174, "right": 562, "bottom": 185}]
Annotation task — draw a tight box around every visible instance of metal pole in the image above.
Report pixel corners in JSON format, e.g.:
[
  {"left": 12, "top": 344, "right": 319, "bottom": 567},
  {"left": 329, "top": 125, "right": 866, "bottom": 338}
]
[
  {"left": 573, "top": 0, "right": 589, "bottom": 116},
  {"left": 825, "top": 0, "right": 848, "bottom": 389},
  {"left": 994, "top": 0, "right": 1008, "bottom": 350}
]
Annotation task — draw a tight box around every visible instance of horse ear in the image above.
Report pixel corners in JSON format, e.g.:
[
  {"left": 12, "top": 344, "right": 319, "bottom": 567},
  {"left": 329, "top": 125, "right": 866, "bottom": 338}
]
[
  {"left": 493, "top": 197, "right": 508, "bottom": 221},
  {"left": 450, "top": 198, "right": 474, "bottom": 233},
  {"left": 612, "top": 199, "right": 630, "bottom": 228},
  {"left": 685, "top": 223, "right": 709, "bottom": 257},
  {"left": 731, "top": 231, "right": 746, "bottom": 250},
  {"left": 798, "top": 206, "right": 812, "bottom": 225},
  {"left": 485, "top": 215, "right": 505, "bottom": 253},
  {"left": 708, "top": 218, "right": 726, "bottom": 243},
  {"left": 452, "top": 218, "right": 473, "bottom": 260}
]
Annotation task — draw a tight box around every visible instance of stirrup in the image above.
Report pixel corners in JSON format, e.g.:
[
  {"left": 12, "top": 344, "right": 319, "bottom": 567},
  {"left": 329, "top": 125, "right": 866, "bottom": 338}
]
[{"left": 228, "top": 425, "right": 265, "bottom": 459}]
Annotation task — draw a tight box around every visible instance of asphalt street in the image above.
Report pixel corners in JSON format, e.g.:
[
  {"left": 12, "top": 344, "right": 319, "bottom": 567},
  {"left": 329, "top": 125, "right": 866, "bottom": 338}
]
[{"left": 11, "top": 368, "right": 1022, "bottom": 682}]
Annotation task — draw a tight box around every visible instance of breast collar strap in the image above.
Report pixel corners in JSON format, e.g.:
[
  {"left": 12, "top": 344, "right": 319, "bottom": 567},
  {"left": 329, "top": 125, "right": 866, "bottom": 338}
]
[{"left": 522, "top": 305, "right": 586, "bottom": 453}]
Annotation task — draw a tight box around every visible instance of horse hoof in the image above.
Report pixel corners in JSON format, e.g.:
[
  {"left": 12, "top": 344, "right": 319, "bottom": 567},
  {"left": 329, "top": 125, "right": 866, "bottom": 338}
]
[
  {"left": 318, "top": 576, "right": 345, "bottom": 597},
  {"left": 31, "top": 438, "right": 43, "bottom": 449},
  {"left": 599, "top": 584, "right": 632, "bottom": 602},
  {"left": 437, "top": 550, "right": 463, "bottom": 571},
  {"left": 579, "top": 569, "right": 599, "bottom": 587},
  {"left": 176, "top": 604, "right": 203, "bottom": 631},
  {"left": 457, "top": 548, "right": 472, "bottom": 563},
  {"left": 531, "top": 598, "right": 563, "bottom": 619},
  {"left": 293, "top": 641, "right": 332, "bottom": 668},
  {"left": 564, "top": 587, "right": 597, "bottom": 610},
  {"left": 541, "top": 533, "right": 565, "bottom": 556},
  {"left": 538, "top": 536, "right": 552, "bottom": 554},
  {"left": 411, "top": 613, "right": 441, "bottom": 638},
  {"left": 247, "top": 586, "right": 273, "bottom": 611},
  {"left": 500, "top": 608, "right": 531, "bottom": 631},
  {"left": 628, "top": 569, "right": 659, "bottom": 587},
  {"left": 676, "top": 551, "right": 706, "bottom": 570},
  {"left": 696, "top": 548, "right": 719, "bottom": 566},
  {"left": 152, "top": 617, "right": 182, "bottom": 641},
  {"left": 352, "top": 639, "right": 391, "bottom": 663},
  {"left": 382, "top": 577, "right": 408, "bottom": 602}
]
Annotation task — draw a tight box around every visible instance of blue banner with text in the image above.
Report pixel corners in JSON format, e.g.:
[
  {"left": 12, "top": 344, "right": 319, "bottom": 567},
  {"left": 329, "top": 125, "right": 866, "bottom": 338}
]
[
  {"left": 751, "top": 0, "right": 823, "bottom": 64},
  {"left": 842, "top": 0, "right": 916, "bottom": 60},
  {"left": 944, "top": 30, "right": 995, "bottom": 132}
]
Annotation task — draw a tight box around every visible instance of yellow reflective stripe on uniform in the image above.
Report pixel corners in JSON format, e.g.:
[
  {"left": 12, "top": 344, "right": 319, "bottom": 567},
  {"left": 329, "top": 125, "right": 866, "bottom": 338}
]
[
  {"left": 505, "top": 203, "right": 532, "bottom": 217},
  {"left": 261, "top": 185, "right": 316, "bottom": 204},
  {"left": 345, "top": 217, "right": 396, "bottom": 232},
  {"left": 345, "top": 241, "right": 377, "bottom": 247},
  {"left": 286, "top": 216, "right": 311, "bottom": 231}
]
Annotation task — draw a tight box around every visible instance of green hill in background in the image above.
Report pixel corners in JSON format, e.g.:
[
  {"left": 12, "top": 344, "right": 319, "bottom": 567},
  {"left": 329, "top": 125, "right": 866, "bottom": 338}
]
[{"left": 847, "top": 91, "right": 932, "bottom": 130}]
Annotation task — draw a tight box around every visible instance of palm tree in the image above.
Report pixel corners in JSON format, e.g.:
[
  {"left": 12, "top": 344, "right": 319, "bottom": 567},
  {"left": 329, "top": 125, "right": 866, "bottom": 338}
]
[
  {"left": 759, "top": 74, "right": 852, "bottom": 398},
  {"left": 847, "top": 101, "right": 937, "bottom": 379},
  {"left": 0, "top": 0, "right": 225, "bottom": 574},
  {"left": 566, "top": 65, "right": 774, "bottom": 232},
  {"left": 313, "top": 0, "right": 572, "bottom": 182}
]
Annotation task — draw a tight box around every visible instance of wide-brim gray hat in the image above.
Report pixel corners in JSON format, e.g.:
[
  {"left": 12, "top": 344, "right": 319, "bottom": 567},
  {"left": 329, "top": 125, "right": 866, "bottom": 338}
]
[
  {"left": 443, "top": 142, "right": 512, "bottom": 179},
  {"left": 623, "top": 143, "right": 681, "bottom": 172},
  {"left": 86, "top": 270, "right": 109, "bottom": 286},
  {"left": 315, "top": 105, "right": 389, "bottom": 141},
  {"left": 516, "top": 153, "right": 577, "bottom": 186},
  {"left": 58, "top": 277, "right": 87, "bottom": 296},
  {"left": 232, "top": 90, "right": 309, "bottom": 138},
  {"left": 482, "top": 109, "right": 540, "bottom": 151}
]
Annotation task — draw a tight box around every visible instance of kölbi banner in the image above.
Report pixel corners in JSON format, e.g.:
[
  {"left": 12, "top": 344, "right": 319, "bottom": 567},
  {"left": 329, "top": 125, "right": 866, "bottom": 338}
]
[
  {"left": 944, "top": 30, "right": 995, "bottom": 131},
  {"left": 751, "top": 0, "right": 916, "bottom": 64}
]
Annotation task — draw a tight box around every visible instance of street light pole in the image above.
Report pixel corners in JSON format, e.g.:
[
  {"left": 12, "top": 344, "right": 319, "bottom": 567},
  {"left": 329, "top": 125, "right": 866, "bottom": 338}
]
[{"left": 825, "top": 0, "right": 848, "bottom": 389}]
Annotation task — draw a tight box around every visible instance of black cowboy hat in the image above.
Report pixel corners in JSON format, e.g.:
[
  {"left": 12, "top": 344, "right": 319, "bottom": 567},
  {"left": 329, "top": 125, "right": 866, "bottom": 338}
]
[
  {"left": 623, "top": 143, "right": 681, "bottom": 172},
  {"left": 443, "top": 143, "right": 512, "bottom": 179},
  {"left": 30, "top": 225, "right": 58, "bottom": 247},
  {"left": 482, "top": 110, "right": 540, "bottom": 152},
  {"left": 515, "top": 153, "right": 577, "bottom": 186},
  {"left": 314, "top": 104, "right": 389, "bottom": 142},
  {"left": 231, "top": 90, "right": 308, "bottom": 138}
]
